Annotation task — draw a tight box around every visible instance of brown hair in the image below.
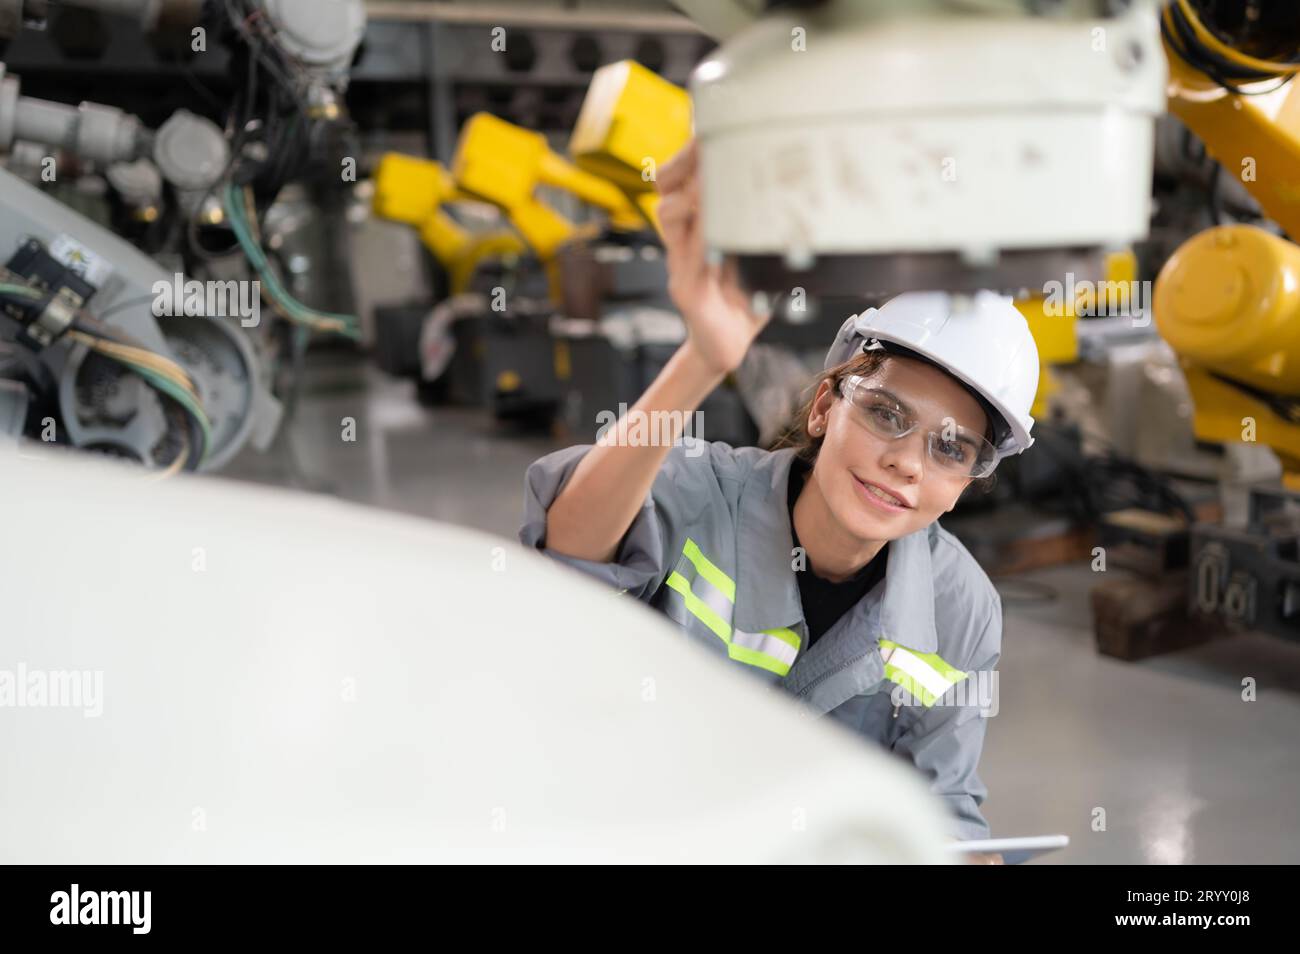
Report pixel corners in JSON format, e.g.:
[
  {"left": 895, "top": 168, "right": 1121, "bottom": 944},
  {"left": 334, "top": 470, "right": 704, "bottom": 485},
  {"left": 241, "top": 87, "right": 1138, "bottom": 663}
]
[{"left": 768, "top": 349, "right": 998, "bottom": 495}]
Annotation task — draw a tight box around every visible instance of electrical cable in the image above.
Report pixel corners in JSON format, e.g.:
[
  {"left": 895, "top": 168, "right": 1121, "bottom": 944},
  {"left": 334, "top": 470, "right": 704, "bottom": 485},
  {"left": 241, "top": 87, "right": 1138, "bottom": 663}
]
[
  {"left": 0, "top": 290, "right": 211, "bottom": 470},
  {"left": 1163, "top": 0, "right": 1299, "bottom": 95},
  {"left": 222, "top": 182, "right": 361, "bottom": 338},
  {"left": 0, "top": 283, "right": 47, "bottom": 302},
  {"left": 147, "top": 429, "right": 191, "bottom": 480},
  {"left": 1174, "top": 0, "right": 1300, "bottom": 75},
  {"left": 59, "top": 319, "right": 213, "bottom": 470}
]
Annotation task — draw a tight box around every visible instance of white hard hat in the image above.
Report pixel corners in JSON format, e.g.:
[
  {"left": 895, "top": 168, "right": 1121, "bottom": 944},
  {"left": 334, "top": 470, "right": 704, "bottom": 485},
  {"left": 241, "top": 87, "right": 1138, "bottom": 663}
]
[{"left": 823, "top": 290, "right": 1040, "bottom": 459}]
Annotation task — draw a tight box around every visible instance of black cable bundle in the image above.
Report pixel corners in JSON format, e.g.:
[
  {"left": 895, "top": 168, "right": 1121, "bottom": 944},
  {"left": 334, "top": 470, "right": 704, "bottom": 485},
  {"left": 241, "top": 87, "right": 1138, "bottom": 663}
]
[{"left": 1162, "top": 0, "right": 1300, "bottom": 95}]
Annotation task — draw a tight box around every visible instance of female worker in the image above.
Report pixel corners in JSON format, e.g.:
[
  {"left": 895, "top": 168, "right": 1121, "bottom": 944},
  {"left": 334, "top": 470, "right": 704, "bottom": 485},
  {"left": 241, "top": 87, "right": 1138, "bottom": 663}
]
[{"left": 518, "top": 142, "right": 1040, "bottom": 854}]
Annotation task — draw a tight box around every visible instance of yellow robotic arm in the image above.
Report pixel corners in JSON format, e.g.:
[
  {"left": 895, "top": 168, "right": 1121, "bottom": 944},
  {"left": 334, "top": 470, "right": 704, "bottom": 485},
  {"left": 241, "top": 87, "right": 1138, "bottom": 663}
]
[
  {"left": 450, "top": 111, "right": 649, "bottom": 262},
  {"left": 374, "top": 61, "right": 690, "bottom": 296},
  {"left": 1161, "top": 0, "right": 1300, "bottom": 236},
  {"left": 372, "top": 152, "right": 525, "bottom": 295},
  {"left": 569, "top": 59, "right": 693, "bottom": 233},
  {"left": 1154, "top": 0, "right": 1300, "bottom": 479},
  {"left": 450, "top": 61, "right": 691, "bottom": 251}
]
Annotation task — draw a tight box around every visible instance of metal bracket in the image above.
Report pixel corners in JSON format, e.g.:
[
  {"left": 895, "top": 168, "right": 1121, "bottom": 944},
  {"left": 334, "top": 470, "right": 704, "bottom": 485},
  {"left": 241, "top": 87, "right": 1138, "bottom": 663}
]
[{"left": 25, "top": 286, "right": 80, "bottom": 349}]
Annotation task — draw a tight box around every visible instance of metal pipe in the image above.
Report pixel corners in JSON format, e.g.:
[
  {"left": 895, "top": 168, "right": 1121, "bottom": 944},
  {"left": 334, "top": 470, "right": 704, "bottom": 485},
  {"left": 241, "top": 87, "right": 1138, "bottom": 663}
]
[{"left": 12, "top": 93, "right": 147, "bottom": 163}]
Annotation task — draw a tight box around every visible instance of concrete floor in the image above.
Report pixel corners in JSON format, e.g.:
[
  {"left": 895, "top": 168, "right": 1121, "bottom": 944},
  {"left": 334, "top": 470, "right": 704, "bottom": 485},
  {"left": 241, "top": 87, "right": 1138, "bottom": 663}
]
[{"left": 225, "top": 356, "right": 1300, "bottom": 864}]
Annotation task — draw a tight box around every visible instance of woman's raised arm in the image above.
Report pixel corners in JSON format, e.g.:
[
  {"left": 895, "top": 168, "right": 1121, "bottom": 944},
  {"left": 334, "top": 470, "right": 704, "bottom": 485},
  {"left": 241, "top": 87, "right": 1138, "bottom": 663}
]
[{"left": 544, "top": 141, "right": 771, "bottom": 562}]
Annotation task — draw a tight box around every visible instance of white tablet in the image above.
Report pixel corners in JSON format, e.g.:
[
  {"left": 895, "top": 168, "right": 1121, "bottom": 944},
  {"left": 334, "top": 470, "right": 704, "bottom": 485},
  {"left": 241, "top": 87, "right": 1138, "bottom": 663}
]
[{"left": 948, "top": 834, "right": 1069, "bottom": 864}]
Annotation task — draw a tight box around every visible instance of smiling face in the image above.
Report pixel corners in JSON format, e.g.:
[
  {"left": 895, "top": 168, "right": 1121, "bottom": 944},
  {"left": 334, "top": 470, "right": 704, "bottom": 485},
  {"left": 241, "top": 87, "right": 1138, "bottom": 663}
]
[{"left": 805, "top": 354, "right": 991, "bottom": 542}]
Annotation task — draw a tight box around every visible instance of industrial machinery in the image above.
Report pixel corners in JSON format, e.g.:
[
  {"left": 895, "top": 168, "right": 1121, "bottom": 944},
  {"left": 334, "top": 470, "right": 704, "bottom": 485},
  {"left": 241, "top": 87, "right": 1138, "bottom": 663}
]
[
  {"left": 373, "top": 119, "right": 637, "bottom": 302},
  {"left": 374, "top": 110, "right": 678, "bottom": 303},
  {"left": 1155, "top": 0, "right": 1300, "bottom": 480},
  {"left": 369, "top": 61, "right": 708, "bottom": 435},
  {"left": 1146, "top": 0, "right": 1300, "bottom": 641},
  {"left": 0, "top": 0, "right": 366, "bottom": 471},
  {"left": 679, "top": 0, "right": 1167, "bottom": 297},
  {"left": 451, "top": 111, "right": 649, "bottom": 257},
  {"left": 372, "top": 59, "right": 692, "bottom": 298},
  {"left": 371, "top": 153, "right": 526, "bottom": 297},
  {"left": 568, "top": 58, "right": 693, "bottom": 231},
  {"left": 0, "top": 175, "right": 278, "bottom": 471}
]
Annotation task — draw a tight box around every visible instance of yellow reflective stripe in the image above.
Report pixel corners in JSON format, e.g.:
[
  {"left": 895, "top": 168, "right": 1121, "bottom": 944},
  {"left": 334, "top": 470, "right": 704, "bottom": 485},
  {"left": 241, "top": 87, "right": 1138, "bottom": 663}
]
[
  {"left": 883, "top": 665, "right": 938, "bottom": 707},
  {"left": 879, "top": 640, "right": 968, "bottom": 682},
  {"left": 665, "top": 571, "right": 730, "bottom": 640},
  {"left": 731, "top": 627, "right": 800, "bottom": 676},
  {"left": 684, "top": 570, "right": 735, "bottom": 626},
  {"left": 879, "top": 637, "right": 969, "bottom": 707},
  {"left": 728, "top": 642, "right": 793, "bottom": 677},
  {"left": 763, "top": 626, "right": 800, "bottom": 651},
  {"left": 666, "top": 539, "right": 801, "bottom": 677},
  {"left": 681, "top": 537, "right": 736, "bottom": 603}
]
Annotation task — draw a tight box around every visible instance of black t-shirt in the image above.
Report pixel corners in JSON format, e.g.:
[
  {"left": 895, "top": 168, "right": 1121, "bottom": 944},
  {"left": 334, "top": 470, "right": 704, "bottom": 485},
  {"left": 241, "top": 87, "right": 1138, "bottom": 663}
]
[{"left": 787, "top": 455, "right": 888, "bottom": 648}]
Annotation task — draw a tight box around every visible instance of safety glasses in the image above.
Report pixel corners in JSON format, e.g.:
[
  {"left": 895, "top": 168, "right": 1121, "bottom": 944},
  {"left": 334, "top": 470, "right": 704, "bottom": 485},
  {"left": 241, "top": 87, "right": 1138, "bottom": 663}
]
[{"left": 837, "top": 375, "right": 998, "bottom": 479}]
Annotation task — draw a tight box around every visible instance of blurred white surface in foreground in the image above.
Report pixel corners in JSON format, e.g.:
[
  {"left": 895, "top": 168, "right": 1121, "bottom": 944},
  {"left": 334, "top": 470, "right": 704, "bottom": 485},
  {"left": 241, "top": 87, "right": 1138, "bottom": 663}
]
[{"left": 0, "top": 445, "right": 952, "bottom": 863}]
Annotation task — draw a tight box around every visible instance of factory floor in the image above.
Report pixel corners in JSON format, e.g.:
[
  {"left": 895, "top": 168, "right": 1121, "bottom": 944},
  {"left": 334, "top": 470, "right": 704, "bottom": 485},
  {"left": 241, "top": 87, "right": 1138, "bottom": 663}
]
[{"left": 225, "top": 355, "right": 1300, "bottom": 864}]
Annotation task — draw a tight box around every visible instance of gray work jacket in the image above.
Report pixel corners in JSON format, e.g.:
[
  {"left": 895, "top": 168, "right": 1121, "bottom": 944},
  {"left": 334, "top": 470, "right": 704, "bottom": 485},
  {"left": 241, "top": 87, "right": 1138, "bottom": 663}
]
[{"left": 518, "top": 439, "right": 1003, "bottom": 841}]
